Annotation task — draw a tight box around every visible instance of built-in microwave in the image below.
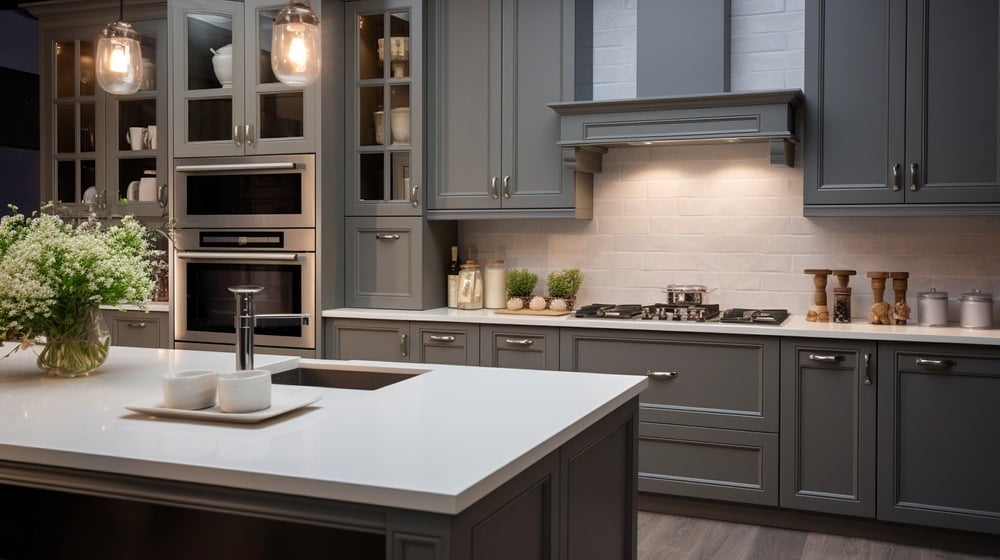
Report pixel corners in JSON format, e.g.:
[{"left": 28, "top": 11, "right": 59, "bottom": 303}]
[{"left": 173, "top": 154, "right": 315, "bottom": 229}]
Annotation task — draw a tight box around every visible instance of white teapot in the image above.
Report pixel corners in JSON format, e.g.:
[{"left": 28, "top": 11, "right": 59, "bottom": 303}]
[{"left": 210, "top": 44, "right": 233, "bottom": 87}]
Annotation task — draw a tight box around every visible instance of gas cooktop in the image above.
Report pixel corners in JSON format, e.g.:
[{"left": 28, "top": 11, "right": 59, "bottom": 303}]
[{"left": 574, "top": 304, "right": 789, "bottom": 325}]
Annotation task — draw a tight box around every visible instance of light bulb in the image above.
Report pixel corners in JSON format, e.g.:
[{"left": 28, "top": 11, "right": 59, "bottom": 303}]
[
  {"left": 289, "top": 36, "right": 307, "bottom": 71},
  {"left": 109, "top": 43, "right": 129, "bottom": 73},
  {"left": 96, "top": 20, "right": 142, "bottom": 95}
]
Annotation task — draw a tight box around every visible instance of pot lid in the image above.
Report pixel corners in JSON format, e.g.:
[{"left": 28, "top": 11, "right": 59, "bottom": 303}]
[
  {"left": 665, "top": 284, "right": 709, "bottom": 293},
  {"left": 961, "top": 289, "right": 993, "bottom": 302},
  {"left": 918, "top": 288, "right": 948, "bottom": 299}
]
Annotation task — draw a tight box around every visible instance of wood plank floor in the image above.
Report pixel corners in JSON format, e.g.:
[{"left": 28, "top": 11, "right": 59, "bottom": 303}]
[{"left": 638, "top": 512, "right": 1000, "bottom": 560}]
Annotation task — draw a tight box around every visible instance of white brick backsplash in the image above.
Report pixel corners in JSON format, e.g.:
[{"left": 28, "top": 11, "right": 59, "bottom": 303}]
[{"left": 454, "top": 0, "right": 1000, "bottom": 316}]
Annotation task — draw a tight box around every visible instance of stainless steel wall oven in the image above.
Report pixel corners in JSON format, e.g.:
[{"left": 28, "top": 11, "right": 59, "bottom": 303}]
[{"left": 173, "top": 154, "right": 317, "bottom": 355}]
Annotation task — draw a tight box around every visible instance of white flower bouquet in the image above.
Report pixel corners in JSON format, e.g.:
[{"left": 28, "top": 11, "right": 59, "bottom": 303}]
[{"left": 0, "top": 207, "right": 159, "bottom": 376}]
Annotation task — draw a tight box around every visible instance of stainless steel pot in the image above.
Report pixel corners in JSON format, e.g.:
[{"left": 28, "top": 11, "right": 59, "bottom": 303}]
[{"left": 662, "top": 284, "right": 712, "bottom": 305}]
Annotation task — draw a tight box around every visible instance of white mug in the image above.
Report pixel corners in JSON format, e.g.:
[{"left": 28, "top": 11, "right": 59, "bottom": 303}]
[
  {"left": 125, "top": 126, "right": 146, "bottom": 151},
  {"left": 145, "top": 125, "right": 157, "bottom": 150},
  {"left": 126, "top": 180, "right": 141, "bottom": 201},
  {"left": 138, "top": 176, "right": 157, "bottom": 202}
]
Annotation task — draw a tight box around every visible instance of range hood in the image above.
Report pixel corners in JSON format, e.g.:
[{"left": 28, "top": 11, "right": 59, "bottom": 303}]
[{"left": 548, "top": 89, "right": 803, "bottom": 171}]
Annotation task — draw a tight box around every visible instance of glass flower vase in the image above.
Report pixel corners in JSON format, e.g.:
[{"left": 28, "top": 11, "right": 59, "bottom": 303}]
[{"left": 35, "top": 307, "right": 111, "bottom": 377}]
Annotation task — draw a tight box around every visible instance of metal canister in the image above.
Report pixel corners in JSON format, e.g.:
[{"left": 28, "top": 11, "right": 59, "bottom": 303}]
[
  {"left": 959, "top": 289, "right": 993, "bottom": 329},
  {"left": 663, "top": 284, "right": 710, "bottom": 305},
  {"left": 917, "top": 288, "right": 948, "bottom": 326}
]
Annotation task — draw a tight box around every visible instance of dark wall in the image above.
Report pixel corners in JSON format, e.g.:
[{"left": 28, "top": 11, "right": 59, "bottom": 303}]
[{"left": 0, "top": 9, "right": 39, "bottom": 214}]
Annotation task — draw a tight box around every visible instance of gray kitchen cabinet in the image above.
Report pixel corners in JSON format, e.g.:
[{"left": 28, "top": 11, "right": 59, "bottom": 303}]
[
  {"left": 326, "top": 318, "right": 479, "bottom": 365},
  {"left": 877, "top": 344, "right": 1000, "bottom": 535},
  {"left": 31, "top": 2, "right": 168, "bottom": 218},
  {"left": 426, "top": 0, "right": 592, "bottom": 219},
  {"left": 780, "top": 339, "right": 877, "bottom": 518},
  {"left": 804, "top": 0, "right": 1000, "bottom": 214},
  {"left": 481, "top": 325, "right": 560, "bottom": 370},
  {"left": 170, "top": 0, "right": 319, "bottom": 157},
  {"left": 344, "top": 217, "right": 456, "bottom": 310},
  {"left": 560, "top": 328, "right": 780, "bottom": 505},
  {"left": 102, "top": 309, "right": 171, "bottom": 349},
  {"left": 344, "top": 0, "right": 423, "bottom": 217}
]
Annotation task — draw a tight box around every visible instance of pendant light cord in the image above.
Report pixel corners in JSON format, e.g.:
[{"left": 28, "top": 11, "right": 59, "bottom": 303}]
[{"left": 118, "top": 0, "right": 124, "bottom": 22}]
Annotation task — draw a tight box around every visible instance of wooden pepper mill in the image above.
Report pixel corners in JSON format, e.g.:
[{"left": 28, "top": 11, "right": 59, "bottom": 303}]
[
  {"left": 867, "top": 271, "right": 891, "bottom": 325},
  {"left": 831, "top": 269, "right": 856, "bottom": 323},
  {"left": 891, "top": 271, "right": 911, "bottom": 324},
  {"left": 804, "top": 269, "right": 832, "bottom": 322}
]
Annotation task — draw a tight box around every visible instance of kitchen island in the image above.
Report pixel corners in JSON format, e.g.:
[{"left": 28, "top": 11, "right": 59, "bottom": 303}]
[{"left": 0, "top": 345, "right": 646, "bottom": 559}]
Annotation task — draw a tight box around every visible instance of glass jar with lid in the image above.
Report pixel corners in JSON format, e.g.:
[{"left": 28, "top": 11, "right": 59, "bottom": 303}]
[{"left": 457, "top": 261, "right": 483, "bottom": 310}]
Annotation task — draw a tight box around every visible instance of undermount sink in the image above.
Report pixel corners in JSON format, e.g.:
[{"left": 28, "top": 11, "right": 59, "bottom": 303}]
[{"left": 271, "top": 363, "right": 429, "bottom": 391}]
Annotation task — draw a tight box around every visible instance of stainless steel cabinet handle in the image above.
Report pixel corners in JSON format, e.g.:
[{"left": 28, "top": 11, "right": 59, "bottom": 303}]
[
  {"left": 863, "top": 352, "right": 873, "bottom": 385},
  {"left": 157, "top": 184, "right": 168, "bottom": 208},
  {"left": 808, "top": 353, "right": 843, "bottom": 363},
  {"left": 915, "top": 357, "right": 953, "bottom": 367},
  {"left": 909, "top": 162, "right": 919, "bottom": 191},
  {"left": 233, "top": 125, "right": 243, "bottom": 147},
  {"left": 502, "top": 175, "right": 511, "bottom": 199},
  {"left": 490, "top": 176, "right": 499, "bottom": 199},
  {"left": 429, "top": 335, "right": 456, "bottom": 342},
  {"left": 504, "top": 338, "right": 534, "bottom": 346},
  {"left": 175, "top": 162, "right": 297, "bottom": 172},
  {"left": 646, "top": 370, "right": 678, "bottom": 379},
  {"left": 410, "top": 183, "right": 420, "bottom": 207},
  {"left": 401, "top": 333, "right": 408, "bottom": 358},
  {"left": 891, "top": 163, "right": 901, "bottom": 191},
  {"left": 245, "top": 124, "right": 255, "bottom": 146},
  {"left": 375, "top": 233, "right": 400, "bottom": 240},
  {"left": 126, "top": 322, "right": 147, "bottom": 329}
]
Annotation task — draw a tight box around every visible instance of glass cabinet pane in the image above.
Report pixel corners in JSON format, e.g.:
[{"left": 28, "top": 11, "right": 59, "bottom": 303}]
[
  {"left": 140, "top": 34, "right": 157, "bottom": 92},
  {"left": 119, "top": 99, "right": 157, "bottom": 151},
  {"left": 257, "top": 8, "right": 278, "bottom": 85},
  {"left": 188, "top": 98, "right": 233, "bottom": 142},
  {"left": 259, "top": 92, "right": 303, "bottom": 139},
  {"left": 360, "top": 86, "right": 384, "bottom": 146},
  {"left": 390, "top": 152, "right": 410, "bottom": 201},
  {"left": 79, "top": 41, "right": 95, "bottom": 96},
  {"left": 359, "top": 153, "right": 385, "bottom": 201},
  {"left": 389, "top": 84, "right": 410, "bottom": 145},
  {"left": 55, "top": 41, "right": 75, "bottom": 98},
  {"left": 56, "top": 161, "right": 75, "bottom": 202},
  {"left": 187, "top": 13, "right": 234, "bottom": 90},
  {"left": 358, "top": 14, "right": 385, "bottom": 80},
  {"left": 386, "top": 11, "right": 410, "bottom": 79},
  {"left": 80, "top": 102, "right": 95, "bottom": 152},
  {"left": 56, "top": 104, "right": 75, "bottom": 153},
  {"left": 118, "top": 158, "right": 157, "bottom": 202}
]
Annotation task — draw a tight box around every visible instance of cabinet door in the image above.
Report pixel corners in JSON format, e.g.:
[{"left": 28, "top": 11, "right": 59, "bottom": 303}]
[
  {"left": 105, "top": 310, "right": 169, "bottom": 349},
  {"left": 171, "top": 0, "right": 245, "bottom": 158},
  {"left": 560, "top": 329, "right": 780, "bottom": 432},
  {"left": 804, "top": 0, "right": 906, "bottom": 206},
  {"left": 329, "top": 319, "right": 411, "bottom": 362},
  {"left": 904, "top": 0, "right": 1000, "bottom": 203},
  {"left": 877, "top": 345, "right": 1000, "bottom": 535},
  {"left": 427, "top": 0, "right": 500, "bottom": 211},
  {"left": 412, "top": 322, "right": 479, "bottom": 365},
  {"left": 481, "top": 325, "right": 559, "bottom": 370},
  {"left": 346, "top": 0, "right": 423, "bottom": 216},
  {"left": 780, "top": 339, "right": 876, "bottom": 517}
]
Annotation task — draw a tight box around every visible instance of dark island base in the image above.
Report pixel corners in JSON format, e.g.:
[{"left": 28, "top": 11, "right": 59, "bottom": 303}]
[{"left": 0, "top": 398, "right": 638, "bottom": 560}]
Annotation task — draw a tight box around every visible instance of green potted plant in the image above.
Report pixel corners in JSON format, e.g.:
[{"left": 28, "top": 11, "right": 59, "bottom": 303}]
[
  {"left": 504, "top": 268, "right": 538, "bottom": 310},
  {"left": 546, "top": 268, "right": 584, "bottom": 311}
]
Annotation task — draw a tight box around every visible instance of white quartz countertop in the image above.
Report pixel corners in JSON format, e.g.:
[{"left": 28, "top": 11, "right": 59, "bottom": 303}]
[
  {"left": 0, "top": 344, "right": 646, "bottom": 515},
  {"left": 322, "top": 307, "right": 1000, "bottom": 346}
]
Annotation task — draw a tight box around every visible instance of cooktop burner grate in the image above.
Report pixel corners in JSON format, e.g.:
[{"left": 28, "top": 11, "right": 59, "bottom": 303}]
[{"left": 719, "top": 308, "right": 789, "bottom": 324}]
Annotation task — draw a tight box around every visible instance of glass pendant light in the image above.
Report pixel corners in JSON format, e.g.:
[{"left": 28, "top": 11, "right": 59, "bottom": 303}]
[
  {"left": 271, "top": 1, "right": 321, "bottom": 87},
  {"left": 96, "top": 0, "right": 143, "bottom": 95}
]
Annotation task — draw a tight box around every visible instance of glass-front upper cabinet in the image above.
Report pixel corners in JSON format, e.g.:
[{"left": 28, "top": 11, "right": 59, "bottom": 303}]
[
  {"left": 35, "top": 4, "right": 168, "bottom": 218},
  {"left": 346, "top": 0, "right": 423, "bottom": 216},
  {"left": 170, "top": 0, "right": 319, "bottom": 157}
]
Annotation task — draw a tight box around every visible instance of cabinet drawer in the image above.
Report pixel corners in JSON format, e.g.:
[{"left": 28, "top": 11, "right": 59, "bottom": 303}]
[
  {"left": 104, "top": 310, "right": 169, "bottom": 349},
  {"left": 639, "top": 422, "right": 778, "bottom": 506},
  {"left": 561, "top": 329, "right": 779, "bottom": 431},
  {"left": 413, "top": 322, "right": 479, "bottom": 366},
  {"left": 330, "top": 319, "right": 408, "bottom": 362},
  {"left": 481, "top": 326, "right": 559, "bottom": 370}
]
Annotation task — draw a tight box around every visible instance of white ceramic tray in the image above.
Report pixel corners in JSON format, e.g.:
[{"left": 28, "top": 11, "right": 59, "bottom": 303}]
[{"left": 125, "top": 387, "right": 322, "bottom": 424}]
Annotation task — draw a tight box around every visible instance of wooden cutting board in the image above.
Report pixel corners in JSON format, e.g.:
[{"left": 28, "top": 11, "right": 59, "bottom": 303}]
[{"left": 493, "top": 308, "right": 573, "bottom": 316}]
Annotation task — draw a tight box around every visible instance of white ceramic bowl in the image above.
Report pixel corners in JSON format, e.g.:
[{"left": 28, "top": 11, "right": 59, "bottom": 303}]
[
  {"left": 390, "top": 107, "right": 410, "bottom": 144},
  {"left": 211, "top": 44, "right": 233, "bottom": 87},
  {"left": 218, "top": 369, "right": 272, "bottom": 413},
  {"left": 162, "top": 369, "right": 218, "bottom": 410}
]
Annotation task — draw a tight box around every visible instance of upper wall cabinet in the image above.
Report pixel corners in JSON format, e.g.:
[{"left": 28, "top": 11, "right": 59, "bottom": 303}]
[
  {"left": 804, "top": 0, "right": 1000, "bottom": 215},
  {"left": 31, "top": 2, "right": 168, "bottom": 218},
  {"left": 426, "top": 0, "right": 592, "bottom": 219},
  {"left": 345, "top": 0, "right": 423, "bottom": 216},
  {"left": 170, "top": 0, "right": 319, "bottom": 157}
]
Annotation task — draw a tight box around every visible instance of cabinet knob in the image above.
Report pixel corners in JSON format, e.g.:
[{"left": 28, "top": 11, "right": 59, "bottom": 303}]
[
  {"left": 646, "top": 370, "right": 678, "bottom": 380},
  {"left": 504, "top": 338, "right": 534, "bottom": 346}
]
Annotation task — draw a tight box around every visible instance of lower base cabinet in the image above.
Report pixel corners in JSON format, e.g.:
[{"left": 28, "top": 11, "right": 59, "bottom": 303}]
[
  {"left": 878, "top": 344, "right": 1000, "bottom": 535},
  {"left": 480, "top": 325, "right": 559, "bottom": 370},
  {"left": 326, "top": 319, "right": 478, "bottom": 365},
  {"left": 101, "top": 309, "right": 170, "bottom": 348},
  {"left": 780, "top": 339, "right": 876, "bottom": 517}
]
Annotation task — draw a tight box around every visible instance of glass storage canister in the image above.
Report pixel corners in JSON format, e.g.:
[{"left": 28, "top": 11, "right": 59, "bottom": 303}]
[
  {"left": 457, "top": 261, "right": 483, "bottom": 310},
  {"left": 959, "top": 289, "right": 993, "bottom": 329},
  {"left": 917, "top": 288, "right": 948, "bottom": 326},
  {"left": 833, "top": 287, "right": 852, "bottom": 323},
  {"left": 483, "top": 260, "right": 506, "bottom": 309}
]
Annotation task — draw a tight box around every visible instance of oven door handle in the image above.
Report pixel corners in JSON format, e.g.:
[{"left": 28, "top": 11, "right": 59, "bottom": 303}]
[
  {"left": 174, "top": 162, "right": 298, "bottom": 172},
  {"left": 176, "top": 252, "right": 300, "bottom": 262}
]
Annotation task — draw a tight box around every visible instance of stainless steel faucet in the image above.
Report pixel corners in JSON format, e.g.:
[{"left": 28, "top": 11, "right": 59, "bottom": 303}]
[{"left": 229, "top": 285, "right": 311, "bottom": 370}]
